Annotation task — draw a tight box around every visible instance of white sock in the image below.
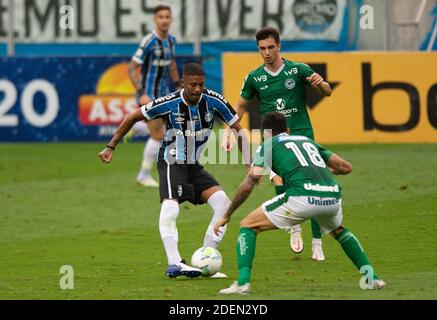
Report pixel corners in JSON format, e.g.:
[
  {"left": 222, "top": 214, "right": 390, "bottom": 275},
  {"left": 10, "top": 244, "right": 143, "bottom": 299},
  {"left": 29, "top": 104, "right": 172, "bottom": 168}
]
[
  {"left": 159, "top": 200, "right": 182, "bottom": 265},
  {"left": 137, "top": 138, "right": 160, "bottom": 181},
  {"left": 203, "top": 190, "right": 231, "bottom": 249},
  {"left": 312, "top": 238, "right": 322, "bottom": 245},
  {"left": 292, "top": 224, "right": 302, "bottom": 233}
]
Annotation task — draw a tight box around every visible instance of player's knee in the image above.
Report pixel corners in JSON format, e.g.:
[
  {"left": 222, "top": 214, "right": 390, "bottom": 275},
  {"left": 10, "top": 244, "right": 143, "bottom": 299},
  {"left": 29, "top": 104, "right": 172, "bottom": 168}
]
[
  {"left": 207, "top": 190, "right": 231, "bottom": 212},
  {"left": 150, "top": 129, "right": 164, "bottom": 140},
  {"left": 240, "top": 216, "right": 252, "bottom": 228}
]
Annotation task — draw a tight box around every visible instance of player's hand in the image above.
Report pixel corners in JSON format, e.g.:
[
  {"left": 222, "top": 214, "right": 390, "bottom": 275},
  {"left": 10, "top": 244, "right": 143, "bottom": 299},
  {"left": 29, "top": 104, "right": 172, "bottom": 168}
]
[
  {"left": 306, "top": 73, "right": 324, "bottom": 87},
  {"left": 139, "top": 94, "right": 151, "bottom": 106},
  {"left": 98, "top": 148, "right": 114, "bottom": 163},
  {"left": 213, "top": 216, "right": 230, "bottom": 236},
  {"left": 221, "top": 129, "right": 233, "bottom": 152}
]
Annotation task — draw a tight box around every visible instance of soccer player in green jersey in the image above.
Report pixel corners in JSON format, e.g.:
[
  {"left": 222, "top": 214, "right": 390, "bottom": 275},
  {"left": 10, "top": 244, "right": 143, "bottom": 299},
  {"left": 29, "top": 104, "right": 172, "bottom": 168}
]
[
  {"left": 215, "top": 112, "right": 385, "bottom": 294},
  {"left": 222, "top": 27, "right": 332, "bottom": 261}
]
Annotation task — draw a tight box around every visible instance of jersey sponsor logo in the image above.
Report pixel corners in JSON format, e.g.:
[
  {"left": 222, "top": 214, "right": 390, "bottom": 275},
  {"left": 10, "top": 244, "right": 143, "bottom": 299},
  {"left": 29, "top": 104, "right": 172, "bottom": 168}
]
[
  {"left": 145, "top": 101, "right": 154, "bottom": 110},
  {"left": 275, "top": 98, "right": 286, "bottom": 111},
  {"left": 285, "top": 79, "right": 296, "bottom": 89},
  {"left": 274, "top": 98, "right": 298, "bottom": 117},
  {"left": 206, "top": 89, "right": 228, "bottom": 104},
  {"left": 205, "top": 112, "right": 214, "bottom": 123},
  {"left": 307, "top": 197, "right": 339, "bottom": 206},
  {"left": 152, "top": 60, "right": 172, "bottom": 67},
  {"left": 169, "top": 148, "right": 177, "bottom": 156},
  {"left": 304, "top": 183, "right": 340, "bottom": 193},
  {"left": 279, "top": 109, "right": 298, "bottom": 116},
  {"left": 175, "top": 116, "right": 185, "bottom": 124},
  {"left": 278, "top": 135, "right": 309, "bottom": 142},
  {"left": 284, "top": 68, "right": 298, "bottom": 76},
  {"left": 155, "top": 93, "right": 176, "bottom": 103},
  {"left": 254, "top": 75, "right": 268, "bottom": 82},
  {"left": 184, "top": 128, "right": 210, "bottom": 137}
]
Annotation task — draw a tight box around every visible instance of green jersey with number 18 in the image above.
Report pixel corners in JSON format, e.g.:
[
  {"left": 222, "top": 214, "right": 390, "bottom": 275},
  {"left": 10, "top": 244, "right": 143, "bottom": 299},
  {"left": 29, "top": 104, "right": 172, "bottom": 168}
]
[
  {"left": 253, "top": 133, "right": 341, "bottom": 198},
  {"left": 240, "top": 59, "right": 315, "bottom": 139}
]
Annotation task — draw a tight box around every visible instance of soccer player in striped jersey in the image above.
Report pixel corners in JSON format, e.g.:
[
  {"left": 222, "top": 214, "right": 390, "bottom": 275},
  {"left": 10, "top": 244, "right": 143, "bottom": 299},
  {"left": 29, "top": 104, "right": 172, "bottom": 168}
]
[
  {"left": 215, "top": 112, "right": 385, "bottom": 294},
  {"left": 99, "top": 63, "right": 250, "bottom": 279},
  {"left": 128, "top": 4, "right": 180, "bottom": 187}
]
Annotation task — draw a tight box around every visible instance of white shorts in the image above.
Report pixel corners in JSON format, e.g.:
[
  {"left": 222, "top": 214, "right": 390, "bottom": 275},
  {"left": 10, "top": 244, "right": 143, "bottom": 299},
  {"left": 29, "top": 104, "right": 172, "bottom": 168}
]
[{"left": 262, "top": 194, "right": 343, "bottom": 234}]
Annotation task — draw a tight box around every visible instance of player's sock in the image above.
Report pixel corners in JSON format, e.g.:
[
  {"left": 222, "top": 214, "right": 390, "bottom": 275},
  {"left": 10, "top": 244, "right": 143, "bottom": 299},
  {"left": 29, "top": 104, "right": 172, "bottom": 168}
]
[
  {"left": 204, "top": 191, "right": 231, "bottom": 248},
  {"left": 159, "top": 200, "right": 182, "bottom": 265},
  {"left": 334, "top": 228, "right": 379, "bottom": 279},
  {"left": 236, "top": 227, "right": 257, "bottom": 286},
  {"left": 137, "top": 138, "right": 160, "bottom": 181},
  {"left": 274, "top": 185, "right": 285, "bottom": 195},
  {"left": 311, "top": 218, "right": 322, "bottom": 239}
]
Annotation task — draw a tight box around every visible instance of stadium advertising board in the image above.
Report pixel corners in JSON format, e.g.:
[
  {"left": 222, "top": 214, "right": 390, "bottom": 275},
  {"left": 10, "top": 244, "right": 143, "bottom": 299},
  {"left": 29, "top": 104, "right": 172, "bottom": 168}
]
[
  {"left": 223, "top": 52, "right": 437, "bottom": 143},
  {"left": 0, "top": 56, "right": 199, "bottom": 141},
  {"left": 0, "top": 0, "right": 347, "bottom": 43}
]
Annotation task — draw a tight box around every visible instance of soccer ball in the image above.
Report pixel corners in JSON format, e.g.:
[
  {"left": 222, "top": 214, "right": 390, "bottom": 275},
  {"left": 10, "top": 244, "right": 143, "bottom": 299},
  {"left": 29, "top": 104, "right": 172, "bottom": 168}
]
[{"left": 191, "top": 247, "right": 223, "bottom": 277}]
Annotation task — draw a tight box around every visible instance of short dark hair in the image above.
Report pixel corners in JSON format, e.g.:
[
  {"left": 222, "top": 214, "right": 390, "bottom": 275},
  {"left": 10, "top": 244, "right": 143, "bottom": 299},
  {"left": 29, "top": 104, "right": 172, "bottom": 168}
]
[
  {"left": 255, "top": 27, "right": 280, "bottom": 45},
  {"left": 262, "top": 112, "right": 287, "bottom": 135},
  {"left": 183, "top": 63, "right": 205, "bottom": 76},
  {"left": 154, "top": 4, "right": 171, "bottom": 15}
]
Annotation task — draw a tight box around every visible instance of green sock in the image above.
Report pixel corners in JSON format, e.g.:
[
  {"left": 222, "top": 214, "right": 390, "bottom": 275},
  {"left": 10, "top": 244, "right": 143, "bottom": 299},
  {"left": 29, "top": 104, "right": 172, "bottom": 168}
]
[
  {"left": 274, "top": 185, "right": 285, "bottom": 195},
  {"left": 236, "top": 227, "right": 257, "bottom": 286},
  {"left": 335, "top": 228, "right": 378, "bottom": 279},
  {"left": 311, "top": 218, "right": 322, "bottom": 239}
]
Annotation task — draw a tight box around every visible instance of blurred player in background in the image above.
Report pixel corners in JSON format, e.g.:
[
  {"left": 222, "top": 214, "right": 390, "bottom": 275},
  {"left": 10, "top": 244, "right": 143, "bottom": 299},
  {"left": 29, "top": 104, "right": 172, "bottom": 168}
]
[
  {"left": 128, "top": 4, "right": 180, "bottom": 187},
  {"left": 221, "top": 27, "right": 332, "bottom": 261},
  {"left": 215, "top": 112, "right": 385, "bottom": 294},
  {"left": 99, "top": 63, "right": 250, "bottom": 279}
]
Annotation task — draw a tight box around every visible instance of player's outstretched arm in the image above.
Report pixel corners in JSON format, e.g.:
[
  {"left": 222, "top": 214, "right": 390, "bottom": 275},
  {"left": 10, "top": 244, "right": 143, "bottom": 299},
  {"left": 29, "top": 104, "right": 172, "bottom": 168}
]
[
  {"left": 221, "top": 97, "right": 250, "bottom": 151},
  {"left": 327, "top": 153, "right": 353, "bottom": 175},
  {"left": 98, "top": 109, "right": 145, "bottom": 163},
  {"left": 213, "top": 167, "right": 263, "bottom": 236}
]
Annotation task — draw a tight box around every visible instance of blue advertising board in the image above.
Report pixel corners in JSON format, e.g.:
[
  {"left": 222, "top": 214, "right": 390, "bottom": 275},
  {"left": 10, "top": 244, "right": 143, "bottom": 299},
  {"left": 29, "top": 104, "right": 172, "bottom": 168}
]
[{"left": 0, "top": 56, "right": 200, "bottom": 142}]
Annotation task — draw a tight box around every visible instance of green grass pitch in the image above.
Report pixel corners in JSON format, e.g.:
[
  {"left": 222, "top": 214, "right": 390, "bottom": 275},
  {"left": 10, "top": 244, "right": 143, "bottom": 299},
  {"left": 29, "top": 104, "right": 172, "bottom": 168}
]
[{"left": 1, "top": 143, "right": 437, "bottom": 300}]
